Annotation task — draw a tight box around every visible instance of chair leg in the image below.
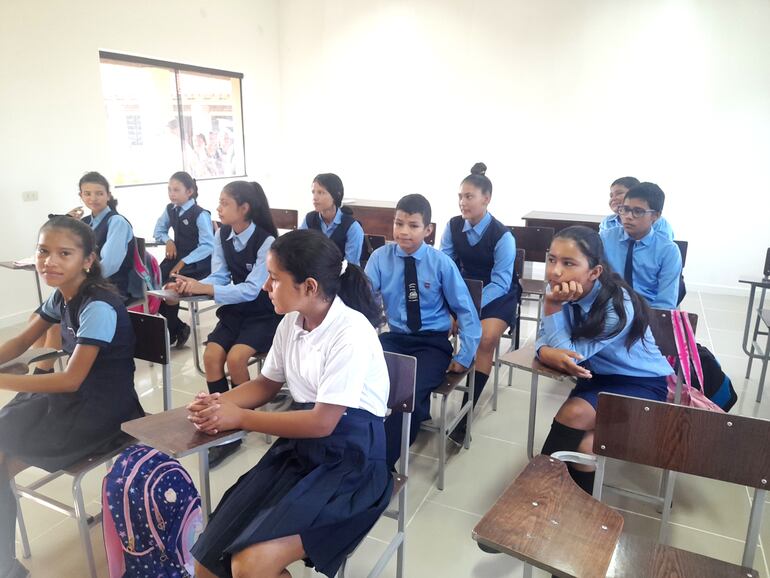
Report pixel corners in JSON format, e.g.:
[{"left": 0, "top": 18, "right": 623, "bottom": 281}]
[
  {"left": 526, "top": 372, "right": 539, "bottom": 460},
  {"left": 72, "top": 474, "right": 98, "bottom": 578},
  {"left": 12, "top": 484, "right": 31, "bottom": 559},
  {"left": 492, "top": 341, "right": 500, "bottom": 411},
  {"left": 522, "top": 562, "right": 533, "bottom": 578},
  {"left": 438, "top": 394, "right": 448, "bottom": 491},
  {"left": 396, "top": 483, "right": 406, "bottom": 578},
  {"left": 658, "top": 471, "right": 677, "bottom": 545},
  {"left": 757, "top": 328, "right": 770, "bottom": 403},
  {"left": 464, "top": 370, "right": 475, "bottom": 451}
]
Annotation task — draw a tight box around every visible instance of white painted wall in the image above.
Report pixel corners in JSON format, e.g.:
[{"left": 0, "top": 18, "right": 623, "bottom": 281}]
[
  {"left": 274, "top": 0, "right": 770, "bottom": 293},
  {"left": 0, "top": 0, "right": 282, "bottom": 326},
  {"left": 1, "top": 0, "right": 768, "bottom": 327}
]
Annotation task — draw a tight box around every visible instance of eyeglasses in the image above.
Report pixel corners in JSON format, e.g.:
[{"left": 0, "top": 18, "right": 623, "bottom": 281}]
[{"left": 617, "top": 205, "right": 658, "bottom": 218}]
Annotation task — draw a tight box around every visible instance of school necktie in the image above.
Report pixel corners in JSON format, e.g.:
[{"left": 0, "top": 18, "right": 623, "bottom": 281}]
[
  {"left": 403, "top": 256, "right": 422, "bottom": 333},
  {"left": 624, "top": 239, "right": 634, "bottom": 286},
  {"left": 571, "top": 303, "right": 583, "bottom": 326}
]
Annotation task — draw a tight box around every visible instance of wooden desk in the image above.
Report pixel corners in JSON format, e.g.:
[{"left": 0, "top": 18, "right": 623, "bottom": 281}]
[
  {"left": 121, "top": 407, "right": 246, "bottom": 521},
  {"left": 0, "top": 260, "right": 43, "bottom": 305},
  {"left": 343, "top": 199, "right": 396, "bottom": 240},
  {"left": 522, "top": 211, "right": 605, "bottom": 233},
  {"left": 0, "top": 348, "right": 61, "bottom": 375}
]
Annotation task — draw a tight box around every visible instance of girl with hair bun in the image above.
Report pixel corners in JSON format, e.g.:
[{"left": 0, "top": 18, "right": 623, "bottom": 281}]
[
  {"left": 299, "top": 173, "right": 366, "bottom": 265},
  {"left": 0, "top": 216, "right": 144, "bottom": 577},
  {"left": 153, "top": 171, "right": 215, "bottom": 348},
  {"left": 188, "top": 229, "right": 391, "bottom": 578},
  {"left": 440, "top": 162, "right": 522, "bottom": 445},
  {"left": 171, "top": 180, "right": 281, "bottom": 467}
]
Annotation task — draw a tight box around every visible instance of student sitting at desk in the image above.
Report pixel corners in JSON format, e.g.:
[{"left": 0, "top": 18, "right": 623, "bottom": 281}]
[
  {"left": 187, "top": 229, "right": 392, "bottom": 578},
  {"left": 600, "top": 182, "right": 682, "bottom": 310},
  {"left": 153, "top": 171, "right": 214, "bottom": 348},
  {"left": 599, "top": 176, "right": 674, "bottom": 240},
  {"left": 299, "top": 173, "right": 365, "bottom": 265},
  {"left": 536, "top": 226, "right": 672, "bottom": 494},
  {"left": 0, "top": 217, "right": 144, "bottom": 578},
  {"left": 440, "top": 162, "right": 521, "bottom": 445},
  {"left": 365, "top": 194, "right": 481, "bottom": 469},
  {"left": 172, "top": 181, "right": 282, "bottom": 467}
]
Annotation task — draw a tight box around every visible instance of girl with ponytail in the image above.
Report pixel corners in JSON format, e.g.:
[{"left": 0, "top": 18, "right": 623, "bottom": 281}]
[
  {"left": 188, "top": 229, "right": 391, "bottom": 578},
  {"left": 534, "top": 226, "right": 673, "bottom": 496},
  {"left": 0, "top": 217, "right": 143, "bottom": 577},
  {"left": 171, "top": 180, "right": 281, "bottom": 467}
]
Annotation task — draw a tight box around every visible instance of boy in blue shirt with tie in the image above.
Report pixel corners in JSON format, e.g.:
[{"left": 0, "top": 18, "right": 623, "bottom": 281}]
[
  {"left": 365, "top": 194, "right": 481, "bottom": 468},
  {"left": 599, "top": 176, "right": 675, "bottom": 240},
  {"left": 600, "top": 182, "right": 682, "bottom": 310}
]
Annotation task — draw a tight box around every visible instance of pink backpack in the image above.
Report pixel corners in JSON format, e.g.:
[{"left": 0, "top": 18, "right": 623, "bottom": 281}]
[
  {"left": 666, "top": 310, "right": 724, "bottom": 412},
  {"left": 128, "top": 244, "right": 161, "bottom": 315}
]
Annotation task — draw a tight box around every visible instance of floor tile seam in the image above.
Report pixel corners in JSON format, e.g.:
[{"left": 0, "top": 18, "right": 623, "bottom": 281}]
[
  {"left": 424, "top": 498, "right": 484, "bottom": 520},
  {"left": 698, "top": 291, "right": 716, "bottom": 352},
  {"left": 405, "top": 477, "right": 439, "bottom": 527}
]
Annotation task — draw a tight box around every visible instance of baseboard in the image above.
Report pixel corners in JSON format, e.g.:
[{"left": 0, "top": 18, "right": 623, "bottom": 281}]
[{"left": 0, "top": 308, "right": 35, "bottom": 329}]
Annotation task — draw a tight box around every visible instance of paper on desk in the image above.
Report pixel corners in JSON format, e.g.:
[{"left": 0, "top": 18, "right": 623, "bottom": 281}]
[
  {"left": 147, "top": 289, "right": 182, "bottom": 300},
  {"left": 12, "top": 256, "right": 35, "bottom": 267}
]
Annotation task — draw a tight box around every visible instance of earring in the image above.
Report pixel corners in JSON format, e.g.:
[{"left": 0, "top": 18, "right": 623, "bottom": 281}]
[{"left": 84, "top": 267, "right": 90, "bottom": 273}]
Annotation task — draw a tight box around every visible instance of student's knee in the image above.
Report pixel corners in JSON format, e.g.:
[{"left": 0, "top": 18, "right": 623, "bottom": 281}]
[
  {"left": 478, "top": 331, "right": 499, "bottom": 355},
  {"left": 226, "top": 348, "right": 253, "bottom": 370},
  {"left": 193, "top": 560, "right": 219, "bottom": 578},
  {"left": 555, "top": 400, "right": 595, "bottom": 431},
  {"left": 203, "top": 344, "right": 226, "bottom": 369}
]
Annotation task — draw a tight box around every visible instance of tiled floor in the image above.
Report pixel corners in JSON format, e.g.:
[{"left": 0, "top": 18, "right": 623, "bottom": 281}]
[{"left": 1, "top": 290, "right": 768, "bottom": 577}]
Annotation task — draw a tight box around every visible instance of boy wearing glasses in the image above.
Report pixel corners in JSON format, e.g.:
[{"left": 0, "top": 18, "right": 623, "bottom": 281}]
[
  {"left": 600, "top": 182, "right": 682, "bottom": 309},
  {"left": 599, "top": 176, "right": 675, "bottom": 240}
]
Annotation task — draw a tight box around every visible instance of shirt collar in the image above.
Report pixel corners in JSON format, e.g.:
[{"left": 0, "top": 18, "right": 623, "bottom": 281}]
[
  {"left": 573, "top": 279, "right": 602, "bottom": 316},
  {"left": 227, "top": 221, "right": 255, "bottom": 242},
  {"left": 332, "top": 208, "right": 343, "bottom": 225},
  {"left": 462, "top": 211, "right": 492, "bottom": 234},
  {"left": 621, "top": 226, "right": 655, "bottom": 246},
  {"left": 293, "top": 296, "right": 345, "bottom": 340},
  {"left": 91, "top": 207, "right": 112, "bottom": 226},
  {"left": 178, "top": 199, "right": 195, "bottom": 212},
  {"left": 394, "top": 242, "right": 428, "bottom": 261}
]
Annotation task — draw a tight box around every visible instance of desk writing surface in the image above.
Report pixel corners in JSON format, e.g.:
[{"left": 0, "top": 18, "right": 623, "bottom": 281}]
[{"left": 522, "top": 210, "right": 604, "bottom": 233}]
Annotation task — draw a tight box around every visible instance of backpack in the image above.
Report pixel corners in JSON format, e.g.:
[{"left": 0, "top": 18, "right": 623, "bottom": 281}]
[
  {"left": 103, "top": 444, "right": 203, "bottom": 577},
  {"left": 128, "top": 244, "right": 162, "bottom": 314},
  {"left": 691, "top": 343, "right": 738, "bottom": 412}
]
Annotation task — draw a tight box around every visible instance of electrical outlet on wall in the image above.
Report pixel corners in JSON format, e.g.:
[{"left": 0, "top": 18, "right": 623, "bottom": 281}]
[{"left": 22, "top": 190, "right": 38, "bottom": 202}]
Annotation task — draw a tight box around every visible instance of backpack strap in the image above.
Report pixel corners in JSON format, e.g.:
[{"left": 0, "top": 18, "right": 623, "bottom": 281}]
[
  {"left": 680, "top": 312, "right": 705, "bottom": 389},
  {"left": 671, "top": 309, "right": 693, "bottom": 391}
]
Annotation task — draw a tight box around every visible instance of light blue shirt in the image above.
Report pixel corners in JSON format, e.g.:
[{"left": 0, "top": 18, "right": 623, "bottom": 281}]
[
  {"left": 536, "top": 280, "right": 673, "bottom": 377},
  {"left": 86, "top": 208, "right": 133, "bottom": 278},
  {"left": 601, "top": 226, "right": 682, "bottom": 310},
  {"left": 299, "top": 208, "right": 364, "bottom": 265},
  {"left": 152, "top": 199, "right": 215, "bottom": 265},
  {"left": 599, "top": 213, "right": 675, "bottom": 241},
  {"left": 199, "top": 223, "right": 274, "bottom": 305},
  {"left": 365, "top": 242, "right": 481, "bottom": 368},
  {"left": 41, "top": 293, "right": 117, "bottom": 344},
  {"left": 439, "top": 212, "right": 516, "bottom": 307}
]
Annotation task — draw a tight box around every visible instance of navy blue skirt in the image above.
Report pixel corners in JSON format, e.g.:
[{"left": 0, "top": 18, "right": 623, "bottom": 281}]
[
  {"left": 191, "top": 406, "right": 393, "bottom": 577},
  {"left": 569, "top": 374, "right": 668, "bottom": 409}
]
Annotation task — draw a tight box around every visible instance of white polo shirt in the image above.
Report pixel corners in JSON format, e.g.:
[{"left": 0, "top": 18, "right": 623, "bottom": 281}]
[{"left": 261, "top": 296, "right": 390, "bottom": 417}]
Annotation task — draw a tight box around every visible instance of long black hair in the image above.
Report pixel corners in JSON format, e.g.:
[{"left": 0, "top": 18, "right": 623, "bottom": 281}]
[
  {"left": 222, "top": 180, "right": 278, "bottom": 238},
  {"left": 315, "top": 172, "right": 355, "bottom": 217},
  {"left": 554, "top": 226, "right": 649, "bottom": 349},
  {"left": 79, "top": 171, "right": 118, "bottom": 211},
  {"left": 39, "top": 216, "right": 117, "bottom": 299},
  {"left": 170, "top": 171, "right": 198, "bottom": 200},
  {"left": 270, "top": 229, "right": 383, "bottom": 328}
]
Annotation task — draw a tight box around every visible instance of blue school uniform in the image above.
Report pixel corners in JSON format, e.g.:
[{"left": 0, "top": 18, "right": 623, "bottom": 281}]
[
  {"left": 600, "top": 226, "right": 682, "bottom": 310},
  {"left": 82, "top": 208, "right": 136, "bottom": 301},
  {"left": 365, "top": 241, "right": 481, "bottom": 467},
  {"left": 191, "top": 297, "right": 392, "bottom": 578},
  {"left": 599, "top": 213, "right": 675, "bottom": 240},
  {"left": 153, "top": 198, "right": 214, "bottom": 281},
  {"left": 535, "top": 280, "right": 673, "bottom": 408},
  {"left": 300, "top": 208, "right": 365, "bottom": 265},
  {"left": 0, "top": 287, "right": 144, "bottom": 471},
  {"left": 440, "top": 212, "right": 522, "bottom": 325},
  {"left": 201, "top": 223, "right": 281, "bottom": 353}
]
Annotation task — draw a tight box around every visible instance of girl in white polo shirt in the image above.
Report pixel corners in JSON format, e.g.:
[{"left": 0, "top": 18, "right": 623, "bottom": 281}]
[{"left": 187, "top": 229, "right": 391, "bottom": 578}]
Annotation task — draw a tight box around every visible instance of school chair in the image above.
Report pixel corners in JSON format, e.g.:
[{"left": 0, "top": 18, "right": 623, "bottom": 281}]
[
  {"left": 674, "top": 239, "right": 688, "bottom": 305},
  {"left": 492, "top": 248, "right": 525, "bottom": 408},
  {"left": 337, "top": 351, "right": 417, "bottom": 578},
  {"left": 367, "top": 233, "right": 387, "bottom": 252},
  {"left": 420, "top": 278, "right": 482, "bottom": 490},
  {"left": 270, "top": 208, "right": 299, "bottom": 232},
  {"left": 741, "top": 247, "right": 770, "bottom": 402},
  {"left": 12, "top": 310, "right": 172, "bottom": 578},
  {"left": 509, "top": 225, "right": 554, "bottom": 353},
  {"left": 473, "top": 393, "right": 768, "bottom": 578}
]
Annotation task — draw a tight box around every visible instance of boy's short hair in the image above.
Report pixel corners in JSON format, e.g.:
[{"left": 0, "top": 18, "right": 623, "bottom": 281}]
[
  {"left": 611, "top": 176, "right": 640, "bottom": 190},
  {"left": 625, "top": 182, "right": 666, "bottom": 213},
  {"left": 396, "top": 194, "right": 432, "bottom": 226}
]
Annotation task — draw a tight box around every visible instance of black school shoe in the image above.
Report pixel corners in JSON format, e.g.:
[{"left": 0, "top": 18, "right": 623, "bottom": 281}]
[
  {"left": 208, "top": 439, "right": 242, "bottom": 468},
  {"left": 175, "top": 322, "right": 191, "bottom": 349},
  {"left": 0, "top": 559, "right": 29, "bottom": 578}
]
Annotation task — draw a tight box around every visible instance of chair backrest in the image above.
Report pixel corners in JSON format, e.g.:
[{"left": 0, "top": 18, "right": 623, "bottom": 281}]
[
  {"left": 647, "top": 309, "right": 698, "bottom": 357},
  {"left": 135, "top": 236, "right": 146, "bottom": 260},
  {"left": 367, "top": 234, "right": 386, "bottom": 251},
  {"left": 514, "top": 248, "right": 525, "bottom": 279},
  {"left": 425, "top": 222, "right": 437, "bottom": 246},
  {"left": 594, "top": 393, "right": 770, "bottom": 489},
  {"left": 463, "top": 278, "right": 483, "bottom": 316},
  {"left": 510, "top": 226, "right": 555, "bottom": 263},
  {"left": 764, "top": 247, "right": 770, "bottom": 279},
  {"left": 129, "top": 311, "right": 170, "bottom": 365},
  {"left": 673, "top": 240, "right": 688, "bottom": 268},
  {"left": 385, "top": 351, "right": 417, "bottom": 414},
  {"left": 270, "top": 208, "right": 298, "bottom": 231}
]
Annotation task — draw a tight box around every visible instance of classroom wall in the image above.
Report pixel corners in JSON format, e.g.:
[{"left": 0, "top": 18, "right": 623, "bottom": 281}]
[
  {"left": 0, "top": 0, "right": 282, "bottom": 326},
  {"left": 274, "top": 0, "right": 770, "bottom": 293}
]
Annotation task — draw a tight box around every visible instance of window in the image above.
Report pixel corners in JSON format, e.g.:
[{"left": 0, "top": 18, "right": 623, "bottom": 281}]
[{"left": 99, "top": 52, "right": 246, "bottom": 186}]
